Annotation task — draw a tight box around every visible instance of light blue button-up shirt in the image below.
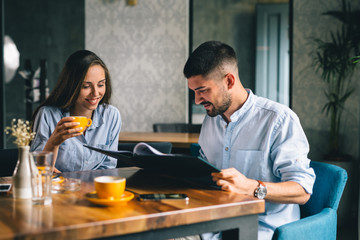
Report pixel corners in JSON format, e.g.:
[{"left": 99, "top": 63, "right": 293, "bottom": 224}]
[
  {"left": 199, "top": 90, "right": 315, "bottom": 240},
  {"left": 30, "top": 104, "right": 121, "bottom": 172}
]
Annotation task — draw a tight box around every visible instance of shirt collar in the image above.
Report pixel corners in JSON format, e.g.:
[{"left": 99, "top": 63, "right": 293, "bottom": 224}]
[
  {"left": 88, "top": 105, "right": 104, "bottom": 129},
  {"left": 219, "top": 89, "right": 254, "bottom": 124}
]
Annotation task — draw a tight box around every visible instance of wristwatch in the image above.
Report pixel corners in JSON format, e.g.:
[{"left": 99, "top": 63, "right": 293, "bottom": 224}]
[{"left": 254, "top": 180, "right": 267, "bottom": 199}]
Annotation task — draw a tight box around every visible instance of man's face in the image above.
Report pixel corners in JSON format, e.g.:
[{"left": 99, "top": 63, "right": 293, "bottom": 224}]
[{"left": 187, "top": 74, "right": 231, "bottom": 117}]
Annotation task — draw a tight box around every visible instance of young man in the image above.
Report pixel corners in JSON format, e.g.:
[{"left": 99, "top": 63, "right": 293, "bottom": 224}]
[{"left": 183, "top": 41, "right": 315, "bottom": 240}]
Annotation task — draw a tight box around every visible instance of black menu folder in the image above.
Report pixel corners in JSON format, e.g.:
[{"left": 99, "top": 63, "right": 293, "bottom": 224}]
[{"left": 84, "top": 142, "right": 221, "bottom": 188}]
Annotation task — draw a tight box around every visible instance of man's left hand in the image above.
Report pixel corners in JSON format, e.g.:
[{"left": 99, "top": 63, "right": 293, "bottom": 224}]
[{"left": 212, "top": 168, "right": 258, "bottom": 196}]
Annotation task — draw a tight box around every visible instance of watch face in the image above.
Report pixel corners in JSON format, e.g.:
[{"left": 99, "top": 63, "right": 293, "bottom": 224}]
[
  {"left": 255, "top": 185, "right": 267, "bottom": 199},
  {"left": 257, "top": 188, "right": 266, "bottom": 199}
]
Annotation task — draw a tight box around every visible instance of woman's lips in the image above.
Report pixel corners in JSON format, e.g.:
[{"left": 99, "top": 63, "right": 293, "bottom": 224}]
[{"left": 86, "top": 98, "right": 100, "bottom": 105}]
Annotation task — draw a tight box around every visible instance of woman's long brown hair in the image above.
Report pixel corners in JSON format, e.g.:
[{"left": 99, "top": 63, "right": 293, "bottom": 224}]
[{"left": 32, "top": 50, "right": 112, "bottom": 125}]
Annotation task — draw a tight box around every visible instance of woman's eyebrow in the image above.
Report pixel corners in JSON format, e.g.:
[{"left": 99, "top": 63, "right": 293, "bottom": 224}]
[{"left": 83, "top": 79, "right": 106, "bottom": 84}]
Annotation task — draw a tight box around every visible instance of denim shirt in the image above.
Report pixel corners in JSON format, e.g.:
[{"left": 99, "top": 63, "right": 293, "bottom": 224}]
[
  {"left": 199, "top": 90, "right": 315, "bottom": 240},
  {"left": 31, "top": 104, "right": 121, "bottom": 172}
]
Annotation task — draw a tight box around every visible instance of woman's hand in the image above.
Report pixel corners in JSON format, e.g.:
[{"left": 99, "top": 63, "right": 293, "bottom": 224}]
[
  {"left": 40, "top": 117, "right": 82, "bottom": 174},
  {"left": 46, "top": 117, "right": 83, "bottom": 148},
  {"left": 43, "top": 117, "right": 83, "bottom": 173}
]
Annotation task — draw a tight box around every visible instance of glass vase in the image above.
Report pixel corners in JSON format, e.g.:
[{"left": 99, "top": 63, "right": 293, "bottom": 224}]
[{"left": 12, "top": 146, "right": 32, "bottom": 199}]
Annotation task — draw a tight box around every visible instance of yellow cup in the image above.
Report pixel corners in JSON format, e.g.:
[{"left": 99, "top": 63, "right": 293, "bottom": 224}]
[
  {"left": 94, "top": 176, "right": 126, "bottom": 200},
  {"left": 72, "top": 116, "right": 92, "bottom": 132}
]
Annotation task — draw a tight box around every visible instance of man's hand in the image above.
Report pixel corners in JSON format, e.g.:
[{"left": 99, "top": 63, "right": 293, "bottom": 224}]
[
  {"left": 212, "top": 168, "right": 311, "bottom": 204},
  {"left": 211, "top": 168, "right": 258, "bottom": 196}
]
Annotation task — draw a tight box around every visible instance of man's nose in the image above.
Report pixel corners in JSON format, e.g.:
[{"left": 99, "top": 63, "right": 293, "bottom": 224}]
[{"left": 194, "top": 93, "right": 203, "bottom": 104}]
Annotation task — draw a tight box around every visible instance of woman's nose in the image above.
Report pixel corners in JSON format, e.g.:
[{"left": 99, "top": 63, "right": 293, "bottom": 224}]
[{"left": 91, "top": 86, "right": 99, "bottom": 96}]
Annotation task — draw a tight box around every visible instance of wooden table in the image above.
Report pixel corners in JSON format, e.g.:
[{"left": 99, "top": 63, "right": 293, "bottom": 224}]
[
  {"left": 119, "top": 132, "right": 200, "bottom": 148},
  {"left": 0, "top": 167, "right": 264, "bottom": 240}
]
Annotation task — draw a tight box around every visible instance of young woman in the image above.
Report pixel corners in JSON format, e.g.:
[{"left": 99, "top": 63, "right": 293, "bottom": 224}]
[{"left": 31, "top": 50, "right": 121, "bottom": 172}]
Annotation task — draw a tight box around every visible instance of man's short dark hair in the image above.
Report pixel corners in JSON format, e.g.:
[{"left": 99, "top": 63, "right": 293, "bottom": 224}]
[{"left": 183, "top": 41, "right": 237, "bottom": 79}]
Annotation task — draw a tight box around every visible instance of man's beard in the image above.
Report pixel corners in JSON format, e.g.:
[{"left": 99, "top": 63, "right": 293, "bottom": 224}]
[{"left": 203, "top": 90, "right": 232, "bottom": 117}]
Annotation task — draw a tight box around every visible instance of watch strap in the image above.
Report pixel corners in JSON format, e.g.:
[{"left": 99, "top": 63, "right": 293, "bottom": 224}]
[
  {"left": 257, "top": 180, "right": 266, "bottom": 187},
  {"left": 254, "top": 180, "right": 267, "bottom": 199}
]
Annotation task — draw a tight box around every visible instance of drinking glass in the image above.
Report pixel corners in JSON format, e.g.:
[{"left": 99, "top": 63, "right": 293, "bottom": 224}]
[{"left": 30, "top": 151, "right": 54, "bottom": 205}]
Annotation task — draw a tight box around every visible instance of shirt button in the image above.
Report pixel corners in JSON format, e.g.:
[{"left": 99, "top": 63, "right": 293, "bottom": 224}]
[{"left": 225, "top": 147, "right": 229, "bottom": 151}]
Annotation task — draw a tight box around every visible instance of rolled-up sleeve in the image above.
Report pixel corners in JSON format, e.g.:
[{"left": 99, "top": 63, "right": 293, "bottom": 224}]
[{"left": 271, "top": 113, "right": 316, "bottom": 194}]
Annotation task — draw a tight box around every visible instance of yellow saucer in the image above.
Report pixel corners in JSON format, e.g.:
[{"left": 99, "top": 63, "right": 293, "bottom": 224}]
[
  {"left": 85, "top": 191, "right": 134, "bottom": 206},
  {"left": 52, "top": 175, "right": 64, "bottom": 184}
]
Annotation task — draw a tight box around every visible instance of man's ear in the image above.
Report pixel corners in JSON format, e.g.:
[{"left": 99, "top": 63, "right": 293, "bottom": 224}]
[{"left": 225, "top": 73, "right": 236, "bottom": 90}]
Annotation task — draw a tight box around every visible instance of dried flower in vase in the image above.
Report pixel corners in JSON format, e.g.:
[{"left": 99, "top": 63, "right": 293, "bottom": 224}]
[{"left": 4, "top": 119, "right": 36, "bottom": 146}]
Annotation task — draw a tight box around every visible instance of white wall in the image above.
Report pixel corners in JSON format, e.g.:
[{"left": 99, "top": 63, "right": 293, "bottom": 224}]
[{"left": 85, "top": 0, "right": 189, "bottom": 132}]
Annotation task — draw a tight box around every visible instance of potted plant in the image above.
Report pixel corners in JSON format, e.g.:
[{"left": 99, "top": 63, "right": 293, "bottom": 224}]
[{"left": 312, "top": 0, "right": 360, "bottom": 160}]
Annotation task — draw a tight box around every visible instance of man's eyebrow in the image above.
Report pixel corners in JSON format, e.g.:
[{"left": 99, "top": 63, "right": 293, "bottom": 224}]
[{"left": 194, "top": 86, "right": 206, "bottom": 91}]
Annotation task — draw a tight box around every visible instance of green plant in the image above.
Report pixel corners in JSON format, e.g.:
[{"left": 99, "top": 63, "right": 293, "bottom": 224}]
[
  {"left": 354, "top": 56, "right": 360, "bottom": 64},
  {"left": 312, "top": 0, "right": 360, "bottom": 156}
]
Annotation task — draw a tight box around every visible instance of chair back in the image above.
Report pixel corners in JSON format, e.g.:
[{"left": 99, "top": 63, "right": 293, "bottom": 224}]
[
  {"left": 190, "top": 143, "right": 201, "bottom": 157},
  {"left": 0, "top": 148, "right": 18, "bottom": 177},
  {"left": 153, "top": 123, "right": 201, "bottom": 133},
  {"left": 300, "top": 161, "right": 348, "bottom": 218},
  {"left": 117, "top": 142, "right": 172, "bottom": 168}
]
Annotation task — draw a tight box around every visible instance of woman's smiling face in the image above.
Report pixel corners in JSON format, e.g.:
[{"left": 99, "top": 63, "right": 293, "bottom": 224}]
[{"left": 75, "top": 64, "right": 106, "bottom": 113}]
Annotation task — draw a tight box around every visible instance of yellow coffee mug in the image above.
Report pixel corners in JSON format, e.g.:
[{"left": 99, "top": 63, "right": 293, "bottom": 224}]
[
  {"left": 72, "top": 116, "right": 92, "bottom": 133},
  {"left": 94, "top": 176, "right": 126, "bottom": 200}
]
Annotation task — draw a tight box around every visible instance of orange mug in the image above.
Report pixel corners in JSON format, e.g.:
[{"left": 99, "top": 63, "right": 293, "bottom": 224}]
[
  {"left": 94, "top": 176, "right": 126, "bottom": 200},
  {"left": 72, "top": 116, "right": 92, "bottom": 133}
]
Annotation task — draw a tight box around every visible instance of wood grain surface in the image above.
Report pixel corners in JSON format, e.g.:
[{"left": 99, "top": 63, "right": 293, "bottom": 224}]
[{"left": 0, "top": 167, "right": 264, "bottom": 240}]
